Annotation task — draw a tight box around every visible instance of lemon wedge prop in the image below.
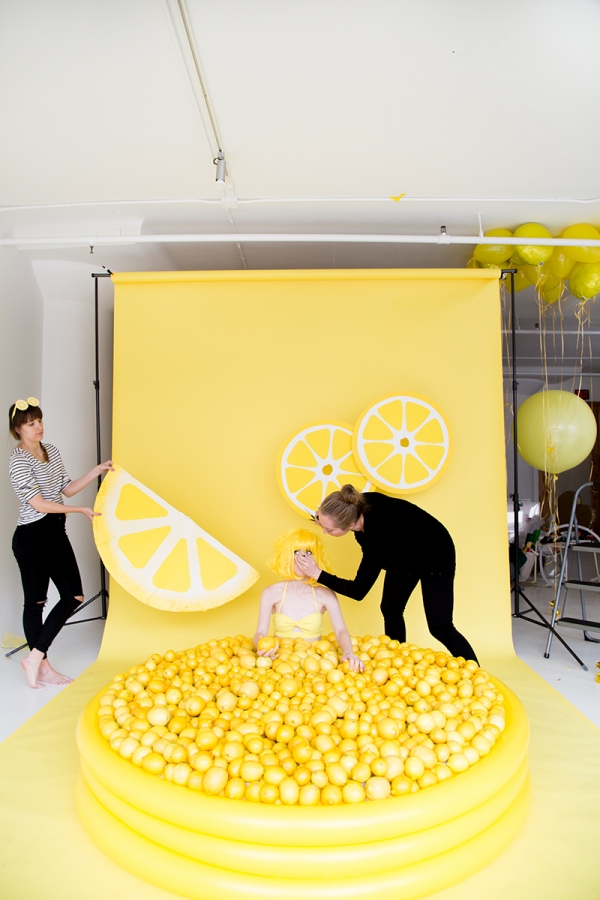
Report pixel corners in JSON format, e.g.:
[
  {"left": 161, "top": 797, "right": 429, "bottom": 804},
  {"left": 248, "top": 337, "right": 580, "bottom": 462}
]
[
  {"left": 277, "top": 422, "right": 372, "bottom": 517},
  {"left": 353, "top": 395, "right": 450, "bottom": 495},
  {"left": 93, "top": 466, "right": 260, "bottom": 611}
]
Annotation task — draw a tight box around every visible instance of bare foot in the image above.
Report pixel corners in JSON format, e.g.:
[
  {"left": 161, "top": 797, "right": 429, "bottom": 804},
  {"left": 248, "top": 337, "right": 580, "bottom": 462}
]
[
  {"left": 20, "top": 649, "right": 45, "bottom": 688},
  {"left": 39, "top": 659, "right": 73, "bottom": 686}
]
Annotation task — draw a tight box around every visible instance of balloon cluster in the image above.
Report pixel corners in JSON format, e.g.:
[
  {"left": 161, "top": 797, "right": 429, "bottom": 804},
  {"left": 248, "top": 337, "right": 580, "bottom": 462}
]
[{"left": 468, "top": 223, "right": 600, "bottom": 303}]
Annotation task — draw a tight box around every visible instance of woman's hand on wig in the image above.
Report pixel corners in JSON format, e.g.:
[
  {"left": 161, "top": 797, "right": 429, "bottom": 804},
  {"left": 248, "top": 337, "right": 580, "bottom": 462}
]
[
  {"left": 342, "top": 652, "right": 364, "bottom": 673},
  {"left": 295, "top": 552, "right": 321, "bottom": 580}
]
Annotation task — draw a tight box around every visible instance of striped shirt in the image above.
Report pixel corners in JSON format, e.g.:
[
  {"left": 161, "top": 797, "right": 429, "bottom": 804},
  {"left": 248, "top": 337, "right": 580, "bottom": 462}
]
[{"left": 9, "top": 443, "right": 71, "bottom": 525}]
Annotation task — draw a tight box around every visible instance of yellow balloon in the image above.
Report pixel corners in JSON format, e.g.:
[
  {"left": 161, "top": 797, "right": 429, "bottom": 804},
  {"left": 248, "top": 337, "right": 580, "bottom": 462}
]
[
  {"left": 517, "top": 390, "right": 597, "bottom": 474},
  {"left": 521, "top": 264, "right": 541, "bottom": 286},
  {"left": 508, "top": 264, "right": 530, "bottom": 293},
  {"left": 569, "top": 262, "right": 600, "bottom": 301},
  {"left": 474, "top": 229, "right": 513, "bottom": 265},
  {"left": 514, "top": 223, "right": 553, "bottom": 266},
  {"left": 537, "top": 262, "right": 560, "bottom": 292},
  {"left": 466, "top": 257, "right": 480, "bottom": 269},
  {"left": 562, "top": 224, "right": 600, "bottom": 263},
  {"left": 547, "top": 247, "right": 575, "bottom": 280},
  {"left": 540, "top": 281, "right": 564, "bottom": 305}
]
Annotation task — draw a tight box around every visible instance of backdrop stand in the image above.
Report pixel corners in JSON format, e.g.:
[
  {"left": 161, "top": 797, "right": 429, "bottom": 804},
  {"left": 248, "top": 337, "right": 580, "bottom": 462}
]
[
  {"left": 502, "top": 268, "right": 587, "bottom": 670},
  {"left": 5, "top": 270, "right": 112, "bottom": 659}
]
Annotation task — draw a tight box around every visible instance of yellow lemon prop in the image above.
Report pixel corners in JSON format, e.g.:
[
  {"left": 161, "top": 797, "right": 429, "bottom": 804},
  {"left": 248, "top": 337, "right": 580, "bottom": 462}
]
[
  {"left": 277, "top": 422, "right": 372, "bottom": 518},
  {"left": 353, "top": 395, "right": 450, "bottom": 494},
  {"left": 93, "top": 466, "right": 260, "bottom": 611},
  {"left": 516, "top": 390, "right": 597, "bottom": 475}
]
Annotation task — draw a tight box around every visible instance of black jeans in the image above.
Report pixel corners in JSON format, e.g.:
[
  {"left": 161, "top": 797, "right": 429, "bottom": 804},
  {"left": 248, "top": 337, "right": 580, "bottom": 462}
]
[
  {"left": 380, "top": 569, "right": 479, "bottom": 663},
  {"left": 12, "top": 514, "right": 83, "bottom": 655}
]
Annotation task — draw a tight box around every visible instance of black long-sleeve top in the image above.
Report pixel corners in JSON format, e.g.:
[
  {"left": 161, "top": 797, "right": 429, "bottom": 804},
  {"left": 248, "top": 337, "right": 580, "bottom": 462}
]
[{"left": 317, "top": 492, "right": 455, "bottom": 600}]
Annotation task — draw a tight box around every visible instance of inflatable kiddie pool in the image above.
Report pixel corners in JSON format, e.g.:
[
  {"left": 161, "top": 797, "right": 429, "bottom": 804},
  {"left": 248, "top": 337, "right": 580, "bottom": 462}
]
[{"left": 76, "top": 643, "right": 529, "bottom": 900}]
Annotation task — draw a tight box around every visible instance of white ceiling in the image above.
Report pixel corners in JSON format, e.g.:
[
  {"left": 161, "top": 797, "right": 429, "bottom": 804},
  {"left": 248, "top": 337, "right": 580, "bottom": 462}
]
[{"left": 2, "top": 0, "right": 600, "bottom": 371}]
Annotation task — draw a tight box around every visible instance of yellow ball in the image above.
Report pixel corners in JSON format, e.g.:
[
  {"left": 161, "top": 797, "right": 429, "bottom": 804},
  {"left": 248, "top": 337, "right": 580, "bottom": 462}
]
[
  {"left": 562, "top": 224, "right": 600, "bottom": 263},
  {"left": 517, "top": 390, "right": 597, "bottom": 474},
  {"left": 569, "top": 262, "right": 600, "bottom": 301},
  {"left": 514, "top": 223, "right": 553, "bottom": 265},
  {"left": 473, "top": 229, "right": 513, "bottom": 265}
]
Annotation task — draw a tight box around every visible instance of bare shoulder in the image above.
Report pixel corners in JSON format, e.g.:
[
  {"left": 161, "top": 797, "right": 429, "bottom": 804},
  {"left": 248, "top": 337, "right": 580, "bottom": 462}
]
[
  {"left": 261, "top": 582, "right": 284, "bottom": 605},
  {"left": 315, "top": 584, "right": 337, "bottom": 606}
]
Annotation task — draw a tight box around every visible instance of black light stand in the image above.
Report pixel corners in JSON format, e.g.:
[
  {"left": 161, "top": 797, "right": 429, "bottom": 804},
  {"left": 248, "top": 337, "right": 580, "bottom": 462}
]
[
  {"left": 503, "top": 268, "right": 586, "bottom": 668},
  {"left": 5, "top": 270, "right": 113, "bottom": 658}
]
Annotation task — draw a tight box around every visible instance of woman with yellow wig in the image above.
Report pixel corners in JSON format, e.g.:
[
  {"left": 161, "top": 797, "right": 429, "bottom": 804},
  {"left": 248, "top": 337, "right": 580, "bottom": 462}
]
[{"left": 253, "top": 528, "right": 363, "bottom": 671}]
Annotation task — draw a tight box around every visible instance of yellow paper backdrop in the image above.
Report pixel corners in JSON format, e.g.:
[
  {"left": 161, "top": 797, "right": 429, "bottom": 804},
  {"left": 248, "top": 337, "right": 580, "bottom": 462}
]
[
  {"left": 102, "top": 268, "right": 508, "bottom": 664},
  {"left": 3, "top": 268, "right": 600, "bottom": 900}
]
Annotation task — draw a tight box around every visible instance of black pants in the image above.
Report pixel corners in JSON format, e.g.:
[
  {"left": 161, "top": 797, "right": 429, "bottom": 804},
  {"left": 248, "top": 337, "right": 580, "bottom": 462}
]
[
  {"left": 380, "top": 569, "right": 478, "bottom": 663},
  {"left": 12, "top": 514, "right": 83, "bottom": 655}
]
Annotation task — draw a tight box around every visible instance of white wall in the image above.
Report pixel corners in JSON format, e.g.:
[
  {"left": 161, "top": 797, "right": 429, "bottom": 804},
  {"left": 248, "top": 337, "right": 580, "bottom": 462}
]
[
  {"left": 0, "top": 248, "right": 44, "bottom": 635},
  {"left": 32, "top": 260, "right": 114, "bottom": 612}
]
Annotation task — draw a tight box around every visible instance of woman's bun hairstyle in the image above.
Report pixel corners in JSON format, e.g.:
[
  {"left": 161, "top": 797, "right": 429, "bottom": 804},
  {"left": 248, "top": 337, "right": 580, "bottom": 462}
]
[
  {"left": 319, "top": 484, "right": 370, "bottom": 529},
  {"left": 339, "top": 484, "right": 363, "bottom": 504}
]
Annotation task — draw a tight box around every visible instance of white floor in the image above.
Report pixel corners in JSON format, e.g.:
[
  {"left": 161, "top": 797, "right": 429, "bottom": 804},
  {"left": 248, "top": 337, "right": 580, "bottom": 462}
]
[{"left": 1, "top": 580, "right": 598, "bottom": 744}]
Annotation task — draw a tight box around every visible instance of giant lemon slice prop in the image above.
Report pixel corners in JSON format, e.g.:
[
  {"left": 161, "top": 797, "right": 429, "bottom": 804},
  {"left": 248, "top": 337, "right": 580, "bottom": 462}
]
[
  {"left": 353, "top": 395, "right": 450, "bottom": 495},
  {"left": 277, "top": 422, "right": 372, "bottom": 518},
  {"left": 93, "top": 466, "right": 259, "bottom": 611}
]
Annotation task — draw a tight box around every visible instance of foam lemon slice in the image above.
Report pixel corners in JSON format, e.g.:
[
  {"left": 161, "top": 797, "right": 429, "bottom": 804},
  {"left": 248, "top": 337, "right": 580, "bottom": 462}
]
[
  {"left": 93, "top": 466, "right": 260, "bottom": 611},
  {"left": 277, "top": 422, "right": 372, "bottom": 518},
  {"left": 353, "top": 395, "right": 450, "bottom": 494}
]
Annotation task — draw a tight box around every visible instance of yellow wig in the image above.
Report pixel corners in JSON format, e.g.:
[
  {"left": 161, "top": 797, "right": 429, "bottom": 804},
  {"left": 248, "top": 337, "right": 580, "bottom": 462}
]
[{"left": 267, "top": 528, "right": 330, "bottom": 584}]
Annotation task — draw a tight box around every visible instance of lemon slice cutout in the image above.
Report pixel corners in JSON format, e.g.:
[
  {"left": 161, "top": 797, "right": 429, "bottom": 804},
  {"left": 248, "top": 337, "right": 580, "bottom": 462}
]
[
  {"left": 93, "top": 466, "right": 260, "bottom": 611},
  {"left": 277, "top": 422, "right": 373, "bottom": 517},
  {"left": 353, "top": 395, "right": 450, "bottom": 494}
]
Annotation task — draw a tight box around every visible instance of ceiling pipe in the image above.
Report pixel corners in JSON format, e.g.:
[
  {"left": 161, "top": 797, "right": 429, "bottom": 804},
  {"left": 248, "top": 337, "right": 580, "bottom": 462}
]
[
  {"left": 4, "top": 233, "right": 600, "bottom": 249},
  {"left": 3, "top": 195, "right": 600, "bottom": 215}
]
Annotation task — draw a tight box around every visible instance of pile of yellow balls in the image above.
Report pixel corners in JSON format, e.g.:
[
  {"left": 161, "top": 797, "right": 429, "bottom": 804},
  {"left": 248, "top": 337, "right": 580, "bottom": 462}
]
[{"left": 96, "top": 635, "right": 506, "bottom": 806}]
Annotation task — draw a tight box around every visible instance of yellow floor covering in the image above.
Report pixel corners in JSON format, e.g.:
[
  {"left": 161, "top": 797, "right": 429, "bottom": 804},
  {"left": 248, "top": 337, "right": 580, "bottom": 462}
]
[{"left": 1, "top": 648, "right": 599, "bottom": 900}]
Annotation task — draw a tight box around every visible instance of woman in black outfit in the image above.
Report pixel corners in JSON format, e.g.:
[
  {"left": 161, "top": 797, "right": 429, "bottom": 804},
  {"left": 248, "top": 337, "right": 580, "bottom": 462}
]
[{"left": 295, "top": 484, "right": 478, "bottom": 663}]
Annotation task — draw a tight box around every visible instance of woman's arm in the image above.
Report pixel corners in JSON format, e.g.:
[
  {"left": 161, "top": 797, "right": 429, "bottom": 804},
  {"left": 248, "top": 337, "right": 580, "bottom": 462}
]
[
  {"left": 319, "top": 589, "right": 364, "bottom": 672},
  {"left": 297, "top": 550, "right": 382, "bottom": 601},
  {"left": 63, "top": 460, "right": 114, "bottom": 498},
  {"left": 28, "top": 495, "right": 99, "bottom": 523},
  {"left": 253, "top": 586, "right": 278, "bottom": 657}
]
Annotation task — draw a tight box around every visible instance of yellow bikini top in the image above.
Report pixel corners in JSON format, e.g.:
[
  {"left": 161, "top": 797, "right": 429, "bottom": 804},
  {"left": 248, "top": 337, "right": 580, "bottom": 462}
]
[{"left": 271, "top": 583, "right": 324, "bottom": 639}]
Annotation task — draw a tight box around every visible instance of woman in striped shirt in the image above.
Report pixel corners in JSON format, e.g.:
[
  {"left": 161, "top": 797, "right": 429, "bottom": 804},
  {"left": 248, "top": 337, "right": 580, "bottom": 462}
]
[{"left": 8, "top": 398, "right": 113, "bottom": 689}]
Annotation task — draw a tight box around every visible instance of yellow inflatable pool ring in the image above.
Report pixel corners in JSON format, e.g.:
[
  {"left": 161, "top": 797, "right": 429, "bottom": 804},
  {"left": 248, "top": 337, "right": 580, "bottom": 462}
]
[{"left": 77, "top": 676, "right": 529, "bottom": 899}]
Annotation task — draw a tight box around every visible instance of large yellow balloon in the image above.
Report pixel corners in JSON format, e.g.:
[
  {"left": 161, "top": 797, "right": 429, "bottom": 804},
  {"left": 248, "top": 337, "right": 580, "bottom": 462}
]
[
  {"left": 547, "top": 247, "right": 576, "bottom": 280},
  {"left": 514, "top": 223, "right": 553, "bottom": 266},
  {"left": 517, "top": 390, "right": 597, "bottom": 474},
  {"left": 562, "top": 224, "right": 600, "bottom": 263},
  {"left": 568, "top": 262, "right": 600, "bottom": 301},
  {"left": 474, "top": 229, "right": 513, "bottom": 265}
]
